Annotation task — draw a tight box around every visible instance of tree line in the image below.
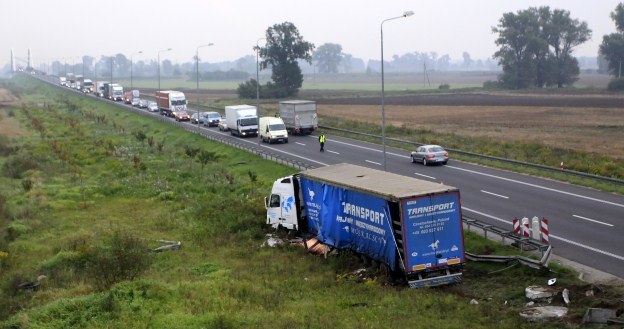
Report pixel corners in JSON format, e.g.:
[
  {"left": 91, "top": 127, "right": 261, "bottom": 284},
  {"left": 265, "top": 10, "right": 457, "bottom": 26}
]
[{"left": 22, "top": 3, "right": 624, "bottom": 97}]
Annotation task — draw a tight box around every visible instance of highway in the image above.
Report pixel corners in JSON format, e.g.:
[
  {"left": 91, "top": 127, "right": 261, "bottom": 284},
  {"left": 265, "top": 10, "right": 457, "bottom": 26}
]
[{"left": 39, "top": 75, "right": 624, "bottom": 279}]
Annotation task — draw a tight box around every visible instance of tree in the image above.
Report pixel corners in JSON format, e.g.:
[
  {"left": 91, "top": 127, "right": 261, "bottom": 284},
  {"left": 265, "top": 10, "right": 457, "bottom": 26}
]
[
  {"left": 544, "top": 8, "right": 591, "bottom": 87},
  {"left": 462, "top": 52, "right": 473, "bottom": 69},
  {"left": 259, "top": 22, "right": 315, "bottom": 97},
  {"left": 313, "top": 43, "right": 343, "bottom": 73},
  {"left": 493, "top": 6, "right": 590, "bottom": 89},
  {"left": 600, "top": 3, "right": 624, "bottom": 78}
]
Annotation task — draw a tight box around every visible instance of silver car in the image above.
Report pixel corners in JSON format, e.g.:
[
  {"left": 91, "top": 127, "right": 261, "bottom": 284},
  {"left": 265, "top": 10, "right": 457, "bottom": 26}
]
[
  {"left": 411, "top": 145, "right": 449, "bottom": 166},
  {"left": 147, "top": 102, "right": 159, "bottom": 112}
]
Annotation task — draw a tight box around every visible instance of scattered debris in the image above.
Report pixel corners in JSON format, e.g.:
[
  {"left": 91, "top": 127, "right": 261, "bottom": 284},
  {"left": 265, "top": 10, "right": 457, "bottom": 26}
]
[
  {"left": 562, "top": 288, "right": 570, "bottom": 305},
  {"left": 520, "top": 306, "right": 568, "bottom": 322},
  {"left": 525, "top": 301, "right": 535, "bottom": 307},
  {"left": 547, "top": 278, "right": 556, "bottom": 286},
  {"left": 525, "top": 285, "right": 558, "bottom": 302},
  {"left": 585, "top": 289, "right": 594, "bottom": 297},
  {"left": 262, "top": 237, "right": 285, "bottom": 248},
  {"left": 337, "top": 268, "right": 369, "bottom": 283},
  {"left": 152, "top": 240, "right": 181, "bottom": 252},
  {"left": 17, "top": 281, "right": 40, "bottom": 291},
  {"left": 582, "top": 308, "right": 617, "bottom": 324},
  {"left": 470, "top": 299, "right": 479, "bottom": 305}
]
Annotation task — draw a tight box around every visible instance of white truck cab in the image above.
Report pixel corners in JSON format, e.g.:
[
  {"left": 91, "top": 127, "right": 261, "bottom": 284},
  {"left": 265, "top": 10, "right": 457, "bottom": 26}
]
[{"left": 265, "top": 175, "right": 304, "bottom": 231}]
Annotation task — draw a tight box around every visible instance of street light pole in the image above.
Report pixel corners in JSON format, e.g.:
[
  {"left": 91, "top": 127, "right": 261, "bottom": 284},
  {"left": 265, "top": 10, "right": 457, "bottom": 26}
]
[
  {"left": 196, "top": 43, "right": 214, "bottom": 131},
  {"left": 157, "top": 48, "right": 172, "bottom": 92},
  {"left": 380, "top": 10, "right": 414, "bottom": 171},
  {"left": 130, "top": 51, "right": 143, "bottom": 91},
  {"left": 110, "top": 56, "right": 114, "bottom": 84}
]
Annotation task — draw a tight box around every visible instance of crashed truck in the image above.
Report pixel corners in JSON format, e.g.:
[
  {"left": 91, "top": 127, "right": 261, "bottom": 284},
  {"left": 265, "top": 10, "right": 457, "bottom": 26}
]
[{"left": 265, "top": 163, "right": 465, "bottom": 288}]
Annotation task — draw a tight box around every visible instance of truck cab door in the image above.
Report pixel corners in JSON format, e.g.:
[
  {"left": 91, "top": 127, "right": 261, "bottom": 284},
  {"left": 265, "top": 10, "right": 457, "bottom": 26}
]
[{"left": 266, "top": 194, "right": 282, "bottom": 226}]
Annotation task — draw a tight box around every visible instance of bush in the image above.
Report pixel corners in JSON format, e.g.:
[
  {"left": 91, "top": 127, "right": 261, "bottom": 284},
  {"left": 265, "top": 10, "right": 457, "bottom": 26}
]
[
  {"left": 85, "top": 231, "right": 153, "bottom": 290},
  {"left": 483, "top": 80, "right": 503, "bottom": 90},
  {"left": 607, "top": 78, "right": 624, "bottom": 91},
  {"left": 2, "top": 155, "right": 39, "bottom": 179},
  {"left": 438, "top": 83, "right": 450, "bottom": 90}
]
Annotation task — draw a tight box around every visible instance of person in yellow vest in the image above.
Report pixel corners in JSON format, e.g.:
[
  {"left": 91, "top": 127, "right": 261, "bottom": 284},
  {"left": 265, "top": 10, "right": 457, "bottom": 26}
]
[{"left": 319, "top": 133, "right": 326, "bottom": 152}]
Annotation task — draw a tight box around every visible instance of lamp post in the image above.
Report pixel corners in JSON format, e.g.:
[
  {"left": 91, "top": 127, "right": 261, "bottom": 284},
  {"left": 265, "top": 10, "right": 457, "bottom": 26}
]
[
  {"left": 130, "top": 51, "right": 143, "bottom": 91},
  {"left": 110, "top": 56, "right": 115, "bottom": 84},
  {"left": 196, "top": 43, "right": 214, "bottom": 130},
  {"left": 157, "top": 48, "right": 172, "bottom": 92},
  {"left": 380, "top": 10, "right": 413, "bottom": 171}
]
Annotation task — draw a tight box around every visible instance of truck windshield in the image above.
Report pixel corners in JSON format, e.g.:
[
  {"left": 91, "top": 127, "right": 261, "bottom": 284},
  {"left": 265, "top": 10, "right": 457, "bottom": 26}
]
[
  {"left": 240, "top": 117, "right": 258, "bottom": 126},
  {"left": 269, "top": 123, "right": 286, "bottom": 131},
  {"left": 172, "top": 100, "right": 186, "bottom": 106}
]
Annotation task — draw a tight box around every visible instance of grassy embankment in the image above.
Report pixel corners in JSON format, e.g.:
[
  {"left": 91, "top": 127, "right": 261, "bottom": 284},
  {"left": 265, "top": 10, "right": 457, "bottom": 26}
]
[{"left": 0, "top": 75, "right": 621, "bottom": 328}]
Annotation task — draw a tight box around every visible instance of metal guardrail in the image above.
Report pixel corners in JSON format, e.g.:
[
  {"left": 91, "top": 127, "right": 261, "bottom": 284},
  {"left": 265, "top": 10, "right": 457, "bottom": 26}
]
[
  {"left": 124, "top": 105, "right": 316, "bottom": 172},
  {"left": 462, "top": 215, "right": 552, "bottom": 265},
  {"left": 319, "top": 125, "right": 624, "bottom": 185}
]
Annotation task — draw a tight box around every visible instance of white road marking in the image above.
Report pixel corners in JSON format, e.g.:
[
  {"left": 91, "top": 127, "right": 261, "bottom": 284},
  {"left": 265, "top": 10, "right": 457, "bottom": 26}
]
[
  {"left": 308, "top": 135, "right": 406, "bottom": 158},
  {"left": 480, "top": 190, "right": 509, "bottom": 199},
  {"left": 572, "top": 215, "right": 614, "bottom": 227},
  {"left": 449, "top": 166, "right": 624, "bottom": 209},
  {"left": 202, "top": 130, "right": 329, "bottom": 166},
  {"left": 463, "top": 207, "right": 624, "bottom": 261},
  {"left": 295, "top": 142, "right": 306, "bottom": 146},
  {"left": 365, "top": 160, "right": 382, "bottom": 166},
  {"left": 326, "top": 150, "right": 340, "bottom": 154},
  {"left": 413, "top": 172, "right": 436, "bottom": 180}
]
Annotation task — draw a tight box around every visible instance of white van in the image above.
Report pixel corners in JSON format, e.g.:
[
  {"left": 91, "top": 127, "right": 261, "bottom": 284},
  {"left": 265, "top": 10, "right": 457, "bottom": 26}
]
[{"left": 259, "top": 117, "right": 289, "bottom": 144}]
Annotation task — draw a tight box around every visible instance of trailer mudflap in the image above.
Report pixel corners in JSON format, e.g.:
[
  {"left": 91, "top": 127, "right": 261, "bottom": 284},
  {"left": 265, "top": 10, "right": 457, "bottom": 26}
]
[{"left": 408, "top": 272, "right": 463, "bottom": 288}]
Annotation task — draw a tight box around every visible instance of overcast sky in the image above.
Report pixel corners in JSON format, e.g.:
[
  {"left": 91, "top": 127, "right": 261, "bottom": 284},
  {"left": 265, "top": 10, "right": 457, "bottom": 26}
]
[{"left": 3, "top": 0, "right": 621, "bottom": 68}]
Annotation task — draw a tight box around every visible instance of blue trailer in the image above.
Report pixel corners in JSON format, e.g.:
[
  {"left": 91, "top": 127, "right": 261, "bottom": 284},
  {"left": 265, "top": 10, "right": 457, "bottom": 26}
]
[{"left": 265, "top": 163, "right": 465, "bottom": 288}]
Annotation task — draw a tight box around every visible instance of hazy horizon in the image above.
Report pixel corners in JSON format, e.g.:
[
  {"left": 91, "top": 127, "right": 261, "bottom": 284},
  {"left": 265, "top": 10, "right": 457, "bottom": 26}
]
[{"left": 2, "top": 0, "right": 621, "bottom": 70}]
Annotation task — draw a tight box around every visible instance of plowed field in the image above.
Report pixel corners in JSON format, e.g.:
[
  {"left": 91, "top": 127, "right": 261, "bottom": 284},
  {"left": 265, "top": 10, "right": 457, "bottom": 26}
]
[{"left": 316, "top": 93, "right": 624, "bottom": 159}]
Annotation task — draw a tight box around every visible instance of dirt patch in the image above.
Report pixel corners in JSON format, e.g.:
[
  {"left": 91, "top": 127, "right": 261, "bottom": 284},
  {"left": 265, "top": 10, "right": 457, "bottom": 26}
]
[
  {"left": 318, "top": 95, "right": 624, "bottom": 159},
  {"left": 0, "top": 88, "right": 18, "bottom": 105},
  {"left": 0, "top": 88, "right": 26, "bottom": 138}
]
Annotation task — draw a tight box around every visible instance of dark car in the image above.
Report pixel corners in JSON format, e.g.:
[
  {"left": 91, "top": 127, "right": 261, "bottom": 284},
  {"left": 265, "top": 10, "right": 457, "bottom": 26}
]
[
  {"left": 138, "top": 99, "right": 149, "bottom": 109},
  {"left": 202, "top": 111, "right": 222, "bottom": 127},
  {"left": 173, "top": 110, "right": 191, "bottom": 122},
  {"left": 411, "top": 145, "right": 449, "bottom": 166}
]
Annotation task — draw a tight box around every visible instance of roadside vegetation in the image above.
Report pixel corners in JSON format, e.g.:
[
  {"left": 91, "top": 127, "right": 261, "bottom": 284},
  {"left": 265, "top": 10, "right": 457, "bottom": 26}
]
[{"left": 0, "top": 75, "right": 622, "bottom": 328}]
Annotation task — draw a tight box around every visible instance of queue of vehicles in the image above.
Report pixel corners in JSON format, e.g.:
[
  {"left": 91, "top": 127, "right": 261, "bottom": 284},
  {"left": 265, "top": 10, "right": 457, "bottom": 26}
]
[{"left": 52, "top": 73, "right": 456, "bottom": 288}]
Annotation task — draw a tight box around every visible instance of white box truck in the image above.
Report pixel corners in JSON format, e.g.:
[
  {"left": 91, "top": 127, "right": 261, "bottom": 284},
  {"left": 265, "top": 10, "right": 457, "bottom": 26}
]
[
  {"left": 225, "top": 105, "right": 258, "bottom": 137},
  {"left": 279, "top": 100, "right": 318, "bottom": 134},
  {"left": 259, "top": 117, "right": 288, "bottom": 144}
]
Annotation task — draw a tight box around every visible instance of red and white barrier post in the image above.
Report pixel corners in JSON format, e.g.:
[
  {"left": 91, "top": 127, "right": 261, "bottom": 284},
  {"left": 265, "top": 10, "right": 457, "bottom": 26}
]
[
  {"left": 540, "top": 218, "right": 550, "bottom": 244},
  {"left": 513, "top": 217, "right": 521, "bottom": 236}
]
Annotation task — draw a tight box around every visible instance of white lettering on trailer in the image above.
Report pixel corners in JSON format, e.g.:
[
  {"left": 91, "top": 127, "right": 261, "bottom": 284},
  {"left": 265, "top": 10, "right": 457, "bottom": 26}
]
[
  {"left": 342, "top": 202, "right": 385, "bottom": 225},
  {"left": 408, "top": 202, "right": 455, "bottom": 216}
]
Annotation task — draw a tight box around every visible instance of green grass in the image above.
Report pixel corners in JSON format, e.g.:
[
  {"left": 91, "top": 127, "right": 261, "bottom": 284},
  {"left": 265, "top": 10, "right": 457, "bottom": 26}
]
[{"left": 0, "top": 75, "right": 622, "bottom": 328}]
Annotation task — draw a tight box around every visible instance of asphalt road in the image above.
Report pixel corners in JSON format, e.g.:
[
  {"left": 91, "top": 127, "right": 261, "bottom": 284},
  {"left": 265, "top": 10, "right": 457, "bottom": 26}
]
[{"left": 39, "top": 75, "right": 624, "bottom": 279}]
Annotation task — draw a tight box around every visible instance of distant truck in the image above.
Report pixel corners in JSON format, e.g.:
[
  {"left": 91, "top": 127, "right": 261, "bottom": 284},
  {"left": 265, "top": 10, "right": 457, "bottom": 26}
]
[
  {"left": 95, "top": 81, "right": 108, "bottom": 97},
  {"left": 59, "top": 76, "right": 67, "bottom": 86},
  {"left": 81, "top": 79, "right": 94, "bottom": 93},
  {"left": 279, "top": 100, "right": 318, "bottom": 134},
  {"left": 124, "top": 90, "right": 140, "bottom": 104},
  {"left": 104, "top": 83, "right": 124, "bottom": 101},
  {"left": 225, "top": 105, "right": 258, "bottom": 137},
  {"left": 265, "top": 163, "right": 465, "bottom": 288},
  {"left": 156, "top": 90, "right": 187, "bottom": 117}
]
